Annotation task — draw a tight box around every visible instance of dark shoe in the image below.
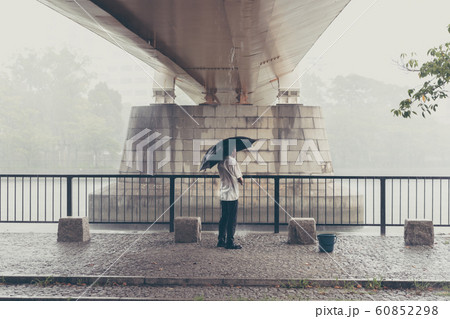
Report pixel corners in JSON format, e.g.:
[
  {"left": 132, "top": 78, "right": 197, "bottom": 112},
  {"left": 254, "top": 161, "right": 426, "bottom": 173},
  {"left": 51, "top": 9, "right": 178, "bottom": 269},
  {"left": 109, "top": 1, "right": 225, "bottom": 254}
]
[
  {"left": 225, "top": 243, "right": 242, "bottom": 250},
  {"left": 217, "top": 240, "right": 226, "bottom": 248}
]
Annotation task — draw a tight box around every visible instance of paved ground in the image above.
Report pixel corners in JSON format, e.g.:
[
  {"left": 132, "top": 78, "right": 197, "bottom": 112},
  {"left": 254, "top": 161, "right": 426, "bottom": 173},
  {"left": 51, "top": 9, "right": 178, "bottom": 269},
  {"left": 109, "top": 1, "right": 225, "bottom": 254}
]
[
  {"left": 0, "top": 283, "right": 448, "bottom": 301},
  {"left": 0, "top": 230, "right": 449, "bottom": 300}
]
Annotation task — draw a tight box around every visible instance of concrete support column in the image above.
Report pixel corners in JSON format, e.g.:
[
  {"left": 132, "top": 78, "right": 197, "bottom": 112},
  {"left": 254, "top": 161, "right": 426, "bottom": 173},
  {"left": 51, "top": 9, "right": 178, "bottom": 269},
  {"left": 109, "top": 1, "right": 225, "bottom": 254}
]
[
  {"left": 202, "top": 88, "right": 219, "bottom": 105},
  {"left": 235, "top": 89, "right": 250, "bottom": 105},
  {"left": 278, "top": 72, "right": 301, "bottom": 104},
  {"left": 153, "top": 72, "right": 176, "bottom": 104}
]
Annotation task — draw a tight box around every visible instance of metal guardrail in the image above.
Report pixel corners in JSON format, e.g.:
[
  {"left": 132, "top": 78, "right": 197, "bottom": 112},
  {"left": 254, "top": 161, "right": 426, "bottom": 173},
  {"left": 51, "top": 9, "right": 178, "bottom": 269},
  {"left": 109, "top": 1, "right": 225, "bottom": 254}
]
[{"left": 1, "top": 174, "right": 449, "bottom": 235}]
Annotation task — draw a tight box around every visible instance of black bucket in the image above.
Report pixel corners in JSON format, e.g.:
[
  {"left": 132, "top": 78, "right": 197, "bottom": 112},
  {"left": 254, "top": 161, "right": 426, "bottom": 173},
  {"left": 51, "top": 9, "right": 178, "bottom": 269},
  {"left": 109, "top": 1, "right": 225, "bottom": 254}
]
[{"left": 317, "top": 233, "right": 337, "bottom": 253}]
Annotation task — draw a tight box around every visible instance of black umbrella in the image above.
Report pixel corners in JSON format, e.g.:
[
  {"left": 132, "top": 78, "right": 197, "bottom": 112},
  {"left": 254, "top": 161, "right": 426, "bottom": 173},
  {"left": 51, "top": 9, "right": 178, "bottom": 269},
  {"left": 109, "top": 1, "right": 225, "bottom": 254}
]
[{"left": 199, "top": 136, "right": 257, "bottom": 171}]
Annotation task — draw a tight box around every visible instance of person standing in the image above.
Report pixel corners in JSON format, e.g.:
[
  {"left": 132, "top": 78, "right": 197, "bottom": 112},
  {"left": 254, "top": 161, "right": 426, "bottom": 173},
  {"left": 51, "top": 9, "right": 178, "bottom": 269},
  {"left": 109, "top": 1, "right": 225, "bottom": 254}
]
[{"left": 217, "top": 148, "right": 243, "bottom": 249}]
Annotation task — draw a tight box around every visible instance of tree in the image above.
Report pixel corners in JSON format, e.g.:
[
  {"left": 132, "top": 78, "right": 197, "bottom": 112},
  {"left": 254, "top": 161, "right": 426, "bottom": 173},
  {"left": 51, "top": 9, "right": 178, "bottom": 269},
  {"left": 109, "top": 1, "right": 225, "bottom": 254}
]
[
  {"left": 393, "top": 25, "right": 450, "bottom": 118},
  {"left": 0, "top": 49, "right": 124, "bottom": 172},
  {"left": 300, "top": 73, "right": 450, "bottom": 175},
  {"left": 79, "top": 82, "right": 124, "bottom": 167}
]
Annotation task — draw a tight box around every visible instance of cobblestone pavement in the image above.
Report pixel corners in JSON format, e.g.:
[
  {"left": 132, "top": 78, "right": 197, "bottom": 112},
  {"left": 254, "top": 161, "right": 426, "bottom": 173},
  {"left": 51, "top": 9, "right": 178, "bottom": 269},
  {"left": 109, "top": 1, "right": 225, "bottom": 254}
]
[
  {"left": 0, "top": 232, "right": 448, "bottom": 282},
  {"left": 0, "top": 283, "right": 448, "bottom": 301}
]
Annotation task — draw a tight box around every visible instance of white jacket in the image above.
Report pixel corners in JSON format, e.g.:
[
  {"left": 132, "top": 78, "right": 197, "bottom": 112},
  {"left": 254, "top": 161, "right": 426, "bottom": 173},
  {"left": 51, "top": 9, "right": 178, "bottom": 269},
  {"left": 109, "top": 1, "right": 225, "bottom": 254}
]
[{"left": 217, "top": 156, "right": 243, "bottom": 201}]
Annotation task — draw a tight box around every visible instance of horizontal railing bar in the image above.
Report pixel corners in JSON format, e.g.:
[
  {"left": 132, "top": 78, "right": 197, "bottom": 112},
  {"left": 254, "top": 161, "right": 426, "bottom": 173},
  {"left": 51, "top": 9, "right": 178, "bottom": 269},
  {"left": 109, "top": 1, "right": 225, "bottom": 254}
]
[
  {"left": 0, "top": 221, "right": 60, "bottom": 224},
  {"left": 1, "top": 174, "right": 450, "bottom": 179}
]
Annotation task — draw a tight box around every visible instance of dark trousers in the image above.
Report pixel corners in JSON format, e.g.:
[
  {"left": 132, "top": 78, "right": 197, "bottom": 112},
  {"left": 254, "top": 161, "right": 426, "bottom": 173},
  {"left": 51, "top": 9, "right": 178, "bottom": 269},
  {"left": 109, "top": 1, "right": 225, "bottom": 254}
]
[{"left": 218, "top": 200, "right": 238, "bottom": 244}]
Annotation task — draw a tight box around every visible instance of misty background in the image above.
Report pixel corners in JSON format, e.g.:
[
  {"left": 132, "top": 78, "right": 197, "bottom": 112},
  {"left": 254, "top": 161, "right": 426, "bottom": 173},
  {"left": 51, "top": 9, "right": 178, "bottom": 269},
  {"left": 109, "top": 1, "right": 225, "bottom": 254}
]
[{"left": 0, "top": 0, "right": 450, "bottom": 175}]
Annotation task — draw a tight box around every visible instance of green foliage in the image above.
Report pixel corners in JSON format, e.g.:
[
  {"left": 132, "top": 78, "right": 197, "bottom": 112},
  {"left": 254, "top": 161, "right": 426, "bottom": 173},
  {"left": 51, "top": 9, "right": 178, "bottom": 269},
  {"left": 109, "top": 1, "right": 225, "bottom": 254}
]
[
  {"left": 0, "top": 49, "right": 124, "bottom": 172},
  {"left": 31, "top": 276, "right": 55, "bottom": 287},
  {"left": 393, "top": 24, "right": 450, "bottom": 118},
  {"left": 193, "top": 295, "right": 205, "bottom": 301},
  {"left": 299, "top": 72, "right": 450, "bottom": 175},
  {"left": 413, "top": 280, "right": 431, "bottom": 291},
  {"left": 342, "top": 281, "right": 356, "bottom": 290},
  {"left": 365, "top": 277, "right": 384, "bottom": 290},
  {"left": 281, "top": 279, "right": 311, "bottom": 289}
]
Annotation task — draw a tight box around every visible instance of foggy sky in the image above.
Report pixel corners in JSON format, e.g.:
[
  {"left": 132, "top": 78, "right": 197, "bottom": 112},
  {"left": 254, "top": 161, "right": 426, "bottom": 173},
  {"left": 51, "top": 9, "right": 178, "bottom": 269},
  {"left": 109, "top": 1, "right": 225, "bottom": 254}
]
[{"left": 1, "top": 0, "right": 450, "bottom": 175}]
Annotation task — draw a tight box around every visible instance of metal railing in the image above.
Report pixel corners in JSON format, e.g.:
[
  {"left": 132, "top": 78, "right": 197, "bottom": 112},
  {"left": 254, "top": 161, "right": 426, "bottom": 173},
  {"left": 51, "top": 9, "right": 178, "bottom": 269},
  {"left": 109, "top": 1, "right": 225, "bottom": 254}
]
[{"left": 1, "top": 174, "right": 449, "bottom": 234}]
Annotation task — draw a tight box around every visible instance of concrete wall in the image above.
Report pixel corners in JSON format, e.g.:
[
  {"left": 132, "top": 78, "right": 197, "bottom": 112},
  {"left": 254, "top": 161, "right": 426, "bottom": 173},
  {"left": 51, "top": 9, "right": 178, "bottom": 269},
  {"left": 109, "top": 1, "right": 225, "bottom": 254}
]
[{"left": 119, "top": 104, "right": 333, "bottom": 175}]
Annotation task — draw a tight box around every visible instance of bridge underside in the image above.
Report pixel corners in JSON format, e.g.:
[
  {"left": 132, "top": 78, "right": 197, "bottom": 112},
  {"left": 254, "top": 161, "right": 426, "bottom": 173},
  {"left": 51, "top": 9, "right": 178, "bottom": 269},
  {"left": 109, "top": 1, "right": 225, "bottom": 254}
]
[{"left": 38, "top": 0, "right": 350, "bottom": 105}]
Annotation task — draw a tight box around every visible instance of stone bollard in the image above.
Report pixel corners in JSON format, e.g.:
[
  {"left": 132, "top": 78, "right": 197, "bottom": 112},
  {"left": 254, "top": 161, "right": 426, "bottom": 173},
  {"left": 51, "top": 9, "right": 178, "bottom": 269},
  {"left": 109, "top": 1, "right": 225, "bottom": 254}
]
[
  {"left": 174, "top": 217, "right": 201, "bottom": 243},
  {"left": 287, "top": 218, "right": 316, "bottom": 245},
  {"left": 404, "top": 219, "right": 434, "bottom": 246},
  {"left": 57, "top": 217, "right": 90, "bottom": 242}
]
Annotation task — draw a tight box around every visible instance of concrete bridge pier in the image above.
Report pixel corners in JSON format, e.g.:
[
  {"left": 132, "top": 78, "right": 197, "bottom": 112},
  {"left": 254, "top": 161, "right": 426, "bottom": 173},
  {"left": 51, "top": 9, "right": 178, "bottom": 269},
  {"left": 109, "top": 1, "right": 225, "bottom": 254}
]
[{"left": 89, "top": 102, "right": 364, "bottom": 225}]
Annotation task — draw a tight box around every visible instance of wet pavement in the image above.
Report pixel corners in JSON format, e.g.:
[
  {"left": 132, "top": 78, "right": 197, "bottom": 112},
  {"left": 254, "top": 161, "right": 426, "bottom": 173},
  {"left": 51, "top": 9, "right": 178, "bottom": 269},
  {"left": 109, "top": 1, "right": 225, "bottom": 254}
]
[
  {"left": 0, "top": 229, "right": 449, "bottom": 300},
  {"left": 0, "top": 283, "right": 448, "bottom": 301}
]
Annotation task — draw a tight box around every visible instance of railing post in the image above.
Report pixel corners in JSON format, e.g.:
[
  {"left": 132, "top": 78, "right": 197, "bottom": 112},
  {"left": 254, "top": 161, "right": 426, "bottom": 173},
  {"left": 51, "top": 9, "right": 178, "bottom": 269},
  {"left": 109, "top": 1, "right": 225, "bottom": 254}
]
[
  {"left": 274, "top": 177, "right": 280, "bottom": 233},
  {"left": 380, "top": 178, "right": 386, "bottom": 236},
  {"left": 67, "top": 176, "right": 73, "bottom": 217},
  {"left": 169, "top": 176, "right": 175, "bottom": 232}
]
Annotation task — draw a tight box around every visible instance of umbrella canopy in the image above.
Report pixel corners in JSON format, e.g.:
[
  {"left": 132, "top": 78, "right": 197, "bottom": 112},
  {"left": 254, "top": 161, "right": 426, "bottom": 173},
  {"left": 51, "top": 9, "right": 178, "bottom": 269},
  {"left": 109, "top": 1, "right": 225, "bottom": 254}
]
[{"left": 199, "top": 136, "right": 257, "bottom": 171}]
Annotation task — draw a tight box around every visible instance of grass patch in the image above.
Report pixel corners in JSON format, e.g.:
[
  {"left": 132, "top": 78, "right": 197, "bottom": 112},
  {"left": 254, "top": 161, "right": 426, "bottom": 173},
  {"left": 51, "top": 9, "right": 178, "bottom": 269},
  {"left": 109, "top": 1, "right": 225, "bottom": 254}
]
[
  {"left": 193, "top": 295, "right": 205, "bottom": 301},
  {"left": 343, "top": 281, "right": 356, "bottom": 290},
  {"left": 437, "top": 290, "right": 450, "bottom": 297},
  {"left": 413, "top": 280, "right": 431, "bottom": 291},
  {"left": 365, "top": 277, "right": 384, "bottom": 290},
  {"left": 281, "top": 279, "right": 312, "bottom": 289},
  {"left": 76, "top": 278, "right": 88, "bottom": 286},
  {"left": 31, "top": 276, "right": 54, "bottom": 287}
]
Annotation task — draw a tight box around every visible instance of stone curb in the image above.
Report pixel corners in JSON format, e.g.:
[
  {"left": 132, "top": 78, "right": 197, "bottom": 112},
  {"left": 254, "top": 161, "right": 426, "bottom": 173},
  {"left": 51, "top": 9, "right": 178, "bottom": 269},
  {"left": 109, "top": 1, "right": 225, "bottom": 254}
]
[
  {"left": 1, "top": 275, "right": 448, "bottom": 289},
  {"left": 0, "top": 296, "right": 179, "bottom": 301}
]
